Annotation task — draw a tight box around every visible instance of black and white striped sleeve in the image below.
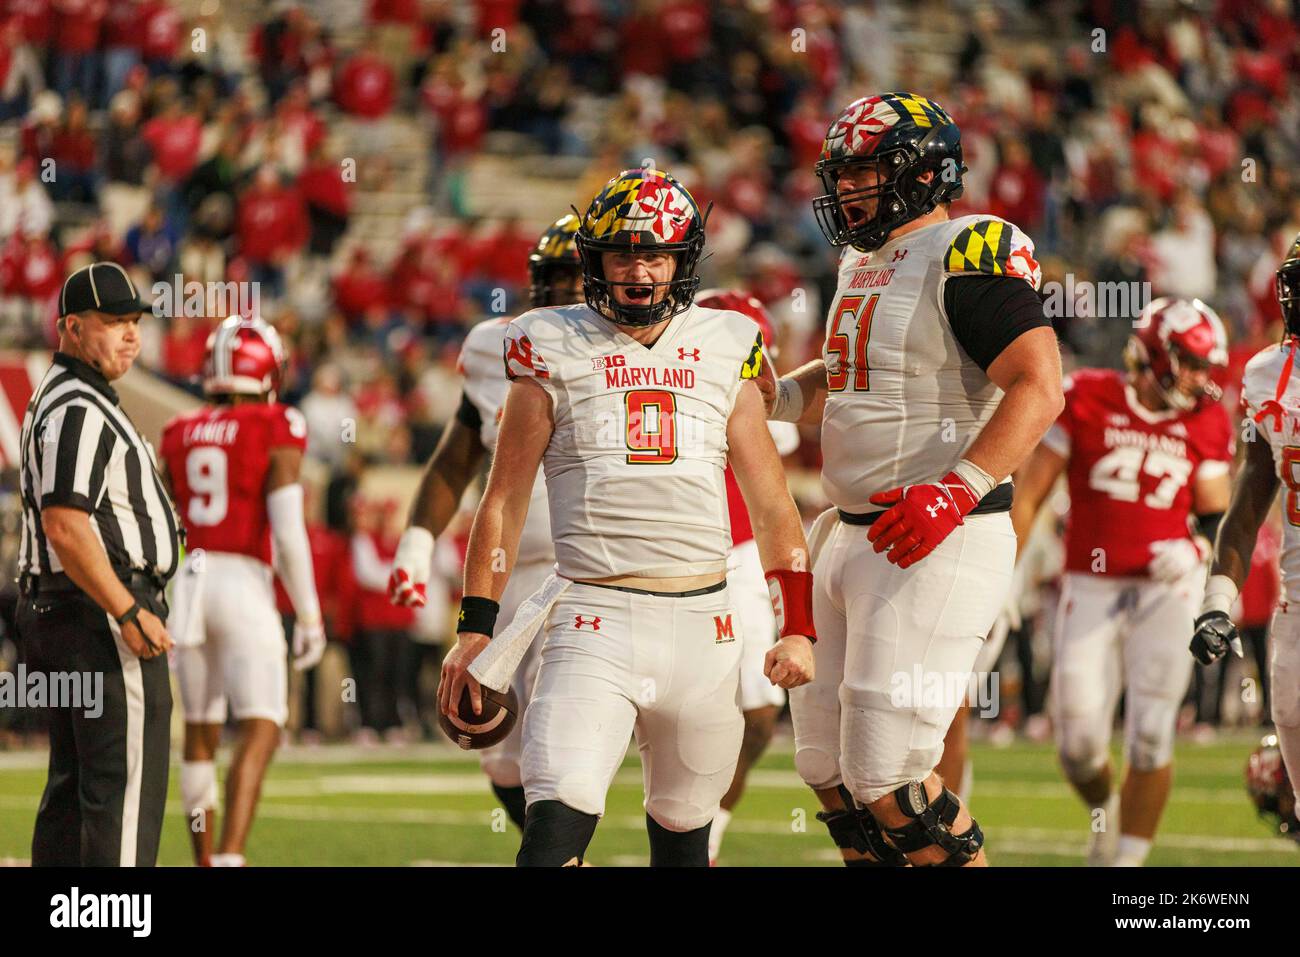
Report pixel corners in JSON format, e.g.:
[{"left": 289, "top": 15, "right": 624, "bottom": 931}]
[{"left": 39, "top": 400, "right": 118, "bottom": 513}]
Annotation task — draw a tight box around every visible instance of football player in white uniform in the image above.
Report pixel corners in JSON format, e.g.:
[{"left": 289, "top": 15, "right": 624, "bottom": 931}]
[
  {"left": 1192, "top": 233, "right": 1300, "bottom": 807},
  {"left": 767, "top": 93, "right": 1062, "bottom": 866},
  {"left": 388, "top": 214, "right": 582, "bottom": 830},
  {"left": 695, "top": 289, "right": 801, "bottom": 865},
  {"left": 440, "top": 168, "right": 816, "bottom": 867}
]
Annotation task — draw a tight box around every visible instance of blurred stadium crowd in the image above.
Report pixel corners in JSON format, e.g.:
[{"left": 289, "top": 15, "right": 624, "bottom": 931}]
[{"left": 1, "top": 0, "right": 1298, "bottom": 744}]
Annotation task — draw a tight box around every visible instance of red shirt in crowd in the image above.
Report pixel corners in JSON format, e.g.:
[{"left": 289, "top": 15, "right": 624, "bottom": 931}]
[
  {"left": 52, "top": 124, "right": 96, "bottom": 171},
  {"left": 276, "top": 524, "right": 352, "bottom": 638},
  {"left": 102, "top": 0, "right": 141, "bottom": 48},
  {"left": 335, "top": 52, "right": 395, "bottom": 119},
  {"left": 53, "top": 0, "right": 105, "bottom": 54},
  {"left": 5, "top": 0, "right": 52, "bottom": 46},
  {"left": 354, "top": 530, "right": 416, "bottom": 631},
  {"left": 142, "top": 111, "right": 202, "bottom": 182},
  {"left": 298, "top": 157, "right": 351, "bottom": 217},
  {"left": 333, "top": 251, "right": 388, "bottom": 319},
  {"left": 139, "top": 0, "right": 181, "bottom": 61},
  {"left": 988, "top": 160, "right": 1046, "bottom": 233},
  {"left": 237, "top": 181, "right": 308, "bottom": 263}
]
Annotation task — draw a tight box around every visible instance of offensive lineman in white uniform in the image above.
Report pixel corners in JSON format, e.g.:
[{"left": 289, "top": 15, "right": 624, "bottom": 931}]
[
  {"left": 1192, "top": 232, "right": 1300, "bottom": 803},
  {"left": 440, "top": 168, "right": 816, "bottom": 866},
  {"left": 766, "top": 93, "right": 1063, "bottom": 866},
  {"left": 388, "top": 214, "right": 582, "bottom": 830}
]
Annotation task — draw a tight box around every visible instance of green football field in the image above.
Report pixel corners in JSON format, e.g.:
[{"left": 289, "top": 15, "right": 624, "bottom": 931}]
[{"left": 1, "top": 733, "right": 1295, "bottom": 866}]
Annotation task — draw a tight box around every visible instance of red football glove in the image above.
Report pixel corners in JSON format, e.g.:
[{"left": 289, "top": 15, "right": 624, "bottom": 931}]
[{"left": 866, "top": 471, "right": 980, "bottom": 568}]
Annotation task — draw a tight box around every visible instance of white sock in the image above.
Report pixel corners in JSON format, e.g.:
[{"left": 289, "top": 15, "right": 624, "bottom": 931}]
[
  {"left": 210, "top": 853, "right": 247, "bottom": 867},
  {"left": 1113, "top": 835, "right": 1152, "bottom": 867},
  {"left": 708, "top": 808, "right": 732, "bottom": 862}
]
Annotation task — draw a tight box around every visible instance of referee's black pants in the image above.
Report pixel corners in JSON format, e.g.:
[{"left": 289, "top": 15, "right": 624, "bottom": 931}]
[{"left": 17, "top": 588, "right": 171, "bottom": 867}]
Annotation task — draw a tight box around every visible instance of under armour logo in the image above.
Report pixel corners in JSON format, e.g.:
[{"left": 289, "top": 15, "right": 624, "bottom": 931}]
[
  {"left": 925, "top": 497, "right": 949, "bottom": 518},
  {"left": 892, "top": 249, "right": 908, "bottom": 262},
  {"left": 574, "top": 615, "right": 601, "bottom": 631},
  {"left": 678, "top": 347, "right": 700, "bottom": 361}
]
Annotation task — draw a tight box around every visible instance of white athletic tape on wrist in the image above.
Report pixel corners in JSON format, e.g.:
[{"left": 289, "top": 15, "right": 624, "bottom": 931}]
[
  {"left": 952, "top": 458, "right": 997, "bottom": 501},
  {"left": 771, "top": 378, "right": 803, "bottom": 423},
  {"left": 394, "top": 525, "right": 435, "bottom": 584},
  {"left": 1200, "top": 574, "right": 1239, "bottom": 616},
  {"left": 468, "top": 572, "right": 571, "bottom": 692}
]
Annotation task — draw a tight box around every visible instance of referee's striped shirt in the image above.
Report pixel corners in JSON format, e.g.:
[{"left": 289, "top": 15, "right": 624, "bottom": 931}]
[{"left": 18, "top": 352, "right": 181, "bottom": 582}]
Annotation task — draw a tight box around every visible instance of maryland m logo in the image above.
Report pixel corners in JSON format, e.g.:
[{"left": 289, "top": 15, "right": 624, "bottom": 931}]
[{"left": 714, "top": 614, "right": 735, "bottom": 643}]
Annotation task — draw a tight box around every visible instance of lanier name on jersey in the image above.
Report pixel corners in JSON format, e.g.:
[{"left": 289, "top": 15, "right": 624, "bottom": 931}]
[
  {"left": 604, "top": 366, "right": 696, "bottom": 389},
  {"left": 183, "top": 419, "right": 240, "bottom": 447}
]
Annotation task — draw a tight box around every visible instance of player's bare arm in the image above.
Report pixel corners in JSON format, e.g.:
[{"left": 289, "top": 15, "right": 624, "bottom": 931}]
[
  {"left": 1191, "top": 434, "right": 1279, "bottom": 666},
  {"left": 389, "top": 419, "right": 488, "bottom": 607},
  {"left": 766, "top": 357, "right": 829, "bottom": 426},
  {"left": 962, "top": 326, "right": 1064, "bottom": 482},
  {"left": 440, "top": 377, "right": 553, "bottom": 717},
  {"left": 726, "top": 380, "right": 815, "bottom": 689},
  {"left": 409, "top": 418, "right": 486, "bottom": 536},
  {"left": 1009, "top": 442, "right": 1066, "bottom": 556}
]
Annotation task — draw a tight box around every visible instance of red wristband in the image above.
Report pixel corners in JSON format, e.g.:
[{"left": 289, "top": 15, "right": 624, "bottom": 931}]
[{"left": 765, "top": 569, "right": 816, "bottom": 643}]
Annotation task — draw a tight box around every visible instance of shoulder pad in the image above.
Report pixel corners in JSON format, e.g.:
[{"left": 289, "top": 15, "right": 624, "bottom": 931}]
[{"left": 944, "top": 217, "right": 1042, "bottom": 290}]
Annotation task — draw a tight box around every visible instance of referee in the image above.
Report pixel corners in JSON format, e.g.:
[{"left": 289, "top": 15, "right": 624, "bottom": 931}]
[{"left": 16, "top": 262, "right": 181, "bottom": 867}]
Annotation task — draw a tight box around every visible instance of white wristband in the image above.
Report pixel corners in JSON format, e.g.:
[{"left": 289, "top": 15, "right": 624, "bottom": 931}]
[
  {"left": 770, "top": 377, "right": 804, "bottom": 423},
  {"left": 1200, "top": 574, "right": 1239, "bottom": 617}
]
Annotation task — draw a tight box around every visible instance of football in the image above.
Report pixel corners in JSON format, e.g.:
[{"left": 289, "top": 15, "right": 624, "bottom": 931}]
[{"left": 437, "top": 684, "right": 520, "bottom": 751}]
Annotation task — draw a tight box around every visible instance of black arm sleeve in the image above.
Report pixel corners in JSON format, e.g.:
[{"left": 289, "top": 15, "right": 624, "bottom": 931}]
[
  {"left": 1196, "top": 511, "right": 1224, "bottom": 545},
  {"left": 943, "top": 275, "right": 1052, "bottom": 371},
  {"left": 454, "top": 390, "right": 482, "bottom": 432}
]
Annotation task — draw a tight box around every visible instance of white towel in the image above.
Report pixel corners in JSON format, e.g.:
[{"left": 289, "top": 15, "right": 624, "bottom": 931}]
[
  {"left": 468, "top": 573, "right": 572, "bottom": 692},
  {"left": 167, "top": 549, "right": 208, "bottom": 648}
]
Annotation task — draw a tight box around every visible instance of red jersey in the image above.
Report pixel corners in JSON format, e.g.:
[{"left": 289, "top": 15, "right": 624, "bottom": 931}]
[
  {"left": 1048, "top": 369, "right": 1232, "bottom": 577},
  {"left": 161, "top": 402, "right": 308, "bottom": 566}
]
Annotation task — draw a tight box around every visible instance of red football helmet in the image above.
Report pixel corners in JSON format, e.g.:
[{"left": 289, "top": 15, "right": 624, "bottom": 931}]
[
  {"left": 1246, "top": 733, "right": 1299, "bottom": 845},
  {"left": 697, "top": 288, "right": 779, "bottom": 359},
  {"left": 1124, "top": 297, "right": 1227, "bottom": 411},
  {"left": 203, "top": 315, "right": 288, "bottom": 399}
]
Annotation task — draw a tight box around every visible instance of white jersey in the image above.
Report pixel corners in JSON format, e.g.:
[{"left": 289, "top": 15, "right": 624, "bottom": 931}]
[
  {"left": 1242, "top": 344, "right": 1300, "bottom": 601},
  {"left": 819, "top": 214, "right": 1041, "bottom": 511},
  {"left": 504, "top": 302, "right": 765, "bottom": 580},
  {"left": 459, "top": 318, "right": 554, "bottom": 565}
]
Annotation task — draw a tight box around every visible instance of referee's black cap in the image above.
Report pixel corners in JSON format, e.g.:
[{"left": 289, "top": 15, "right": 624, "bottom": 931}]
[{"left": 59, "top": 262, "right": 148, "bottom": 318}]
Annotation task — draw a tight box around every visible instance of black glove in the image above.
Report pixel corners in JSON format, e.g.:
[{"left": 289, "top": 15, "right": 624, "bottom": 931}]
[{"left": 1189, "top": 610, "right": 1242, "bottom": 666}]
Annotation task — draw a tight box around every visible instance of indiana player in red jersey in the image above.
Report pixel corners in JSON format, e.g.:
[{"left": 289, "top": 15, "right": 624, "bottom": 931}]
[
  {"left": 1012, "top": 297, "right": 1232, "bottom": 866},
  {"left": 159, "top": 316, "right": 325, "bottom": 867},
  {"left": 696, "top": 289, "right": 800, "bottom": 864}
]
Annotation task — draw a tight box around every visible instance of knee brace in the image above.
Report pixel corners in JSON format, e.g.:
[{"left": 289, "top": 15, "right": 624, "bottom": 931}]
[
  {"left": 646, "top": 814, "right": 710, "bottom": 867},
  {"left": 815, "top": 785, "right": 908, "bottom": 866},
  {"left": 181, "top": 760, "right": 217, "bottom": 816},
  {"left": 881, "top": 782, "right": 984, "bottom": 867},
  {"left": 516, "top": 800, "right": 599, "bottom": 867}
]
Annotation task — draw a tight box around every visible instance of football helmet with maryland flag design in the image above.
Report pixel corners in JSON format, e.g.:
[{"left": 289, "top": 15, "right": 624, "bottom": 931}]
[
  {"left": 575, "top": 167, "right": 710, "bottom": 327},
  {"left": 203, "top": 314, "right": 289, "bottom": 400},
  {"left": 1124, "top": 297, "right": 1228, "bottom": 413},
  {"left": 528, "top": 213, "right": 583, "bottom": 308},
  {"left": 813, "top": 92, "right": 966, "bottom": 253}
]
